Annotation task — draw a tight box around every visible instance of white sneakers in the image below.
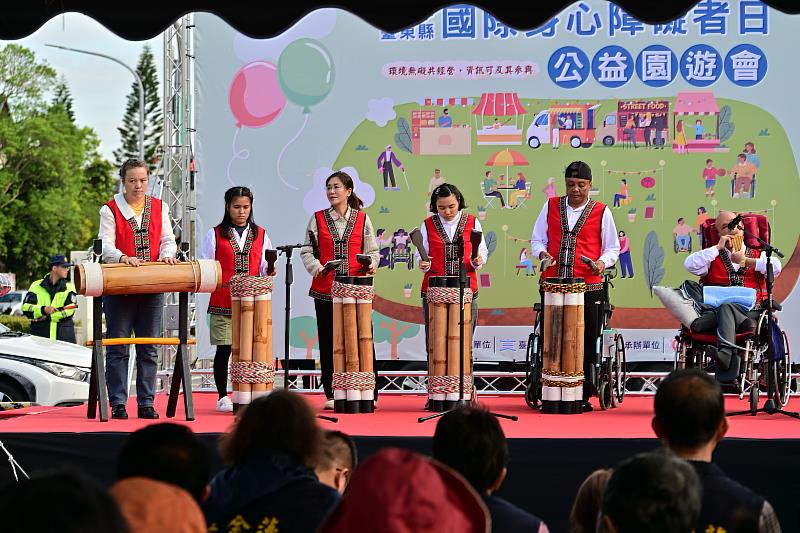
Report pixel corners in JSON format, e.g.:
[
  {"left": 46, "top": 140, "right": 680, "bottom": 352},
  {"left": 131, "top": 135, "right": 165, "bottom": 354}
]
[
  {"left": 216, "top": 396, "right": 233, "bottom": 413},
  {"left": 323, "top": 399, "right": 334, "bottom": 410}
]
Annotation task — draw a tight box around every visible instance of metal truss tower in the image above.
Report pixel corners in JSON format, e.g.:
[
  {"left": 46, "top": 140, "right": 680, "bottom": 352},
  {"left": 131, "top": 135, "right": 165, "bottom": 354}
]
[{"left": 159, "top": 14, "right": 195, "bottom": 256}]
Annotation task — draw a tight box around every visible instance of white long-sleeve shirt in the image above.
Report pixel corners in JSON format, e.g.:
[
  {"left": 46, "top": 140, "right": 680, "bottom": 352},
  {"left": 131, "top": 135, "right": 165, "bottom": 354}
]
[
  {"left": 530, "top": 199, "right": 620, "bottom": 268},
  {"left": 684, "top": 245, "right": 782, "bottom": 278},
  {"left": 200, "top": 226, "right": 274, "bottom": 276},
  {"left": 99, "top": 193, "right": 176, "bottom": 263},
  {"left": 416, "top": 212, "right": 489, "bottom": 271}
]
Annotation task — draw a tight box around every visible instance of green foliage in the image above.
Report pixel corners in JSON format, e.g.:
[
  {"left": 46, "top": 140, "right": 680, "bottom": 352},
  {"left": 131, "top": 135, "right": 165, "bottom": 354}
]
[
  {"left": 0, "top": 45, "right": 115, "bottom": 286},
  {"left": 0, "top": 315, "right": 30, "bottom": 333},
  {"left": 394, "top": 117, "right": 412, "bottom": 153},
  {"left": 51, "top": 78, "right": 75, "bottom": 122},
  {"left": 0, "top": 44, "right": 57, "bottom": 118},
  {"left": 719, "top": 104, "right": 735, "bottom": 143},
  {"left": 485, "top": 231, "right": 497, "bottom": 257},
  {"left": 642, "top": 231, "right": 665, "bottom": 297},
  {"left": 114, "top": 45, "right": 162, "bottom": 166}
]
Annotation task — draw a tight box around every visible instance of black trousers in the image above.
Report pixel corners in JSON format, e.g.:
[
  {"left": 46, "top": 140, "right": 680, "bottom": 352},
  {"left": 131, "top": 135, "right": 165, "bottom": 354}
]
[
  {"left": 382, "top": 162, "right": 396, "bottom": 188},
  {"left": 314, "top": 298, "right": 378, "bottom": 400},
  {"left": 692, "top": 303, "right": 761, "bottom": 381},
  {"left": 583, "top": 289, "right": 604, "bottom": 400}
]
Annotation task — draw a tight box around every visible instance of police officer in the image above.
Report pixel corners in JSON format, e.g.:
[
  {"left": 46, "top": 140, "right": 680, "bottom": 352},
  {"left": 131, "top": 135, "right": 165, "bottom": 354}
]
[{"left": 21, "top": 255, "right": 78, "bottom": 343}]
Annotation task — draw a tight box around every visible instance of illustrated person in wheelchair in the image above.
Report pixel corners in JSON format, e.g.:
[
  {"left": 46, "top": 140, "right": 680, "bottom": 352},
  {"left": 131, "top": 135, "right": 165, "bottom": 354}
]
[
  {"left": 683, "top": 211, "right": 783, "bottom": 383},
  {"left": 529, "top": 161, "right": 621, "bottom": 412}
]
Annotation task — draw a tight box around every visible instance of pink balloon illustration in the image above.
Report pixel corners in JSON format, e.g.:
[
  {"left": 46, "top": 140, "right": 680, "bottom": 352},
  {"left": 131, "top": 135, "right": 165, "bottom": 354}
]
[
  {"left": 229, "top": 61, "right": 286, "bottom": 128},
  {"left": 640, "top": 176, "right": 656, "bottom": 188}
]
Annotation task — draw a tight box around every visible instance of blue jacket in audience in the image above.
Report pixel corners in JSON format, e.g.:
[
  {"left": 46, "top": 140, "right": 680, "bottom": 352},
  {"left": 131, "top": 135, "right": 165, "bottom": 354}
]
[
  {"left": 483, "top": 494, "right": 546, "bottom": 532},
  {"left": 204, "top": 451, "right": 340, "bottom": 532}
]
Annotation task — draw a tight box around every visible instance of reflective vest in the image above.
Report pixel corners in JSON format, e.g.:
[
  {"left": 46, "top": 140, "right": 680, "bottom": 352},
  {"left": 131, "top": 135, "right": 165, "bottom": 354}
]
[
  {"left": 542, "top": 196, "right": 605, "bottom": 291},
  {"left": 208, "top": 225, "right": 265, "bottom": 315},
  {"left": 421, "top": 212, "right": 478, "bottom": 295},
  {"left": 21, "top": 276, "right": 76, "bottom": 341}
]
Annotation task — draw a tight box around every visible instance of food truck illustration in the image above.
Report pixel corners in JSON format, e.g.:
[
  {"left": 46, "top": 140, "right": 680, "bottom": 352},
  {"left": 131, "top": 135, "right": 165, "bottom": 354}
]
[
  {"left": 525, "top": 104, "right": 600, "bottom": 149},
  {"left": 473, "top": 92, "right": 528, "bottom": 146},
  {"left": 596, "top": 100, "right": 670, "bottom": 147}
]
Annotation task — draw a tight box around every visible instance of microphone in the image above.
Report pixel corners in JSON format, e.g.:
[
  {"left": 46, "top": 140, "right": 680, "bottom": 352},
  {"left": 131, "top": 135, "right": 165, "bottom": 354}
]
[
  {"left": 727, "top": 214, "right": 743, "bottom": 231},
  {"left": 275, "top": 243, "right": 304, "bottom": 252}
]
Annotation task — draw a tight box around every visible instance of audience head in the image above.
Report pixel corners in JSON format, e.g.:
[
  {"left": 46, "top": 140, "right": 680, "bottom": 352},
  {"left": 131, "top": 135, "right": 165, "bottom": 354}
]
[
  {"left": 319, "top": 447, "right": 489, "bottom": 533},
  {"left": 110, "top": 477, "right": 205, "bottom": 533},
  {"left": 569, "top": 468, "right": 612, "bottom": 533},
  {"left": 602, "top": 452, "right": 701, "bottom": 533},
  {"left": 315, "top": 430, "right": 357, "bottom": 494},
  {"left": 653, "top": 368, "right": 727, "bottom": 453},
  {"left": 432, "top": 407, "right": 508, "bottom": 494},
  {"left": 220, "top": 390, "right": 320, "bottom": 468},
  {"left": 116, "top": 422, "right": 212, "bottom": 503},
  {"left": 0, "top": 468, "right": 128, "bottom": 533}
]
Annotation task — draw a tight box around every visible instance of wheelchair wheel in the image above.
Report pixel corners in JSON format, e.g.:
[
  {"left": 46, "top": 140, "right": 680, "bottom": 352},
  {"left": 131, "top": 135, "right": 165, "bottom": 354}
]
[
  {"left": 613, "top": 333, "right": 627, "bottom": 404},
  {"left": 749, "top": 385, "right": 759, "bottom": 413},
  {"left": 524, "top": 331, "right": 542, "bottom": 410},
  {"left": 598, "top": 377, "right": 613, "bottom": 411},
  {"left": 775, "top": 331, "right": 791, "bottom": 408}
]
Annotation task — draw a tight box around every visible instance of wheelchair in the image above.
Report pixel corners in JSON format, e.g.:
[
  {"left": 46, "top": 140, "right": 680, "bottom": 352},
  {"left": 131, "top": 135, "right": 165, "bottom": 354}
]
[
  {"left": 389, "top": 245, "right": 414, "bottom": 270},
  {"left": 524, "top": 268, "right": 626, "bottom": 411},
  {"left": 673, "top": 213, "right": 792, "bottom": 411}
]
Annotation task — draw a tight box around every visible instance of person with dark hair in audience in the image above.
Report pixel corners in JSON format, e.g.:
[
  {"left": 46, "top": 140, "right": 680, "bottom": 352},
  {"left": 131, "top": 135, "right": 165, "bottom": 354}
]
[
  {"left": 432, "top": 407, "right": 549, "bottom": 532},
  {"left": 116, "top": 422, "right": 212, "bottom": 503},
  {"left": 601, "top": 452, "right": 701, "bottom": 533},
  {"left": 653, "top": 368, "right": 781, "bottom": 532},
  {"left": 203, "top": 390, "right": 339, "bottom": 532},
  {"left": 0, "top": 468, "right": 129, "bottom": 533},
  {"left": 319, "top": 447, "right": 490, "bottom": 533},
  {"left": 111, "top": 476, "right": 206, "bottom": 533},
  {"left": 315, "top": 430, "right": 357, "bottom": 494}
]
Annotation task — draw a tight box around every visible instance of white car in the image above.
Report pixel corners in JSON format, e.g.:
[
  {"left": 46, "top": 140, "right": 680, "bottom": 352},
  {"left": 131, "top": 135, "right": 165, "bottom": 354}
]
[
  {"left": 0, "top": 322, "right": 91, "bottom": 405},
  {"left": 0, "top": 290, "right": 27, "bottom": 316}
]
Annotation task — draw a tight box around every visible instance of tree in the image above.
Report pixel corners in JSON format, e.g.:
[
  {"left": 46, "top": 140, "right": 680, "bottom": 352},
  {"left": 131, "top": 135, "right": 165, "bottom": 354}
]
[
  {"left": 114, "top": 45, "right": 162, "bottom": 166},
  {"left": 719, "top": 104, "right": 735, "bottom": 144},
  {"left": 372, "top": 311, "right": 420, "bottom": 360},
  {"left": 0, "top": 44, "right": 56, "bottom": 118},
  {"left": 394, "top": 117, "right": 412, "bottom": 153},
  {"left": 289, "top": 316, "right": 319, "bottom": 359},
  {"left": 0, "top": 45, "right": 115, "bottom": 284},
  {"left": 51, "top": 77, "right": 75, "bottom": 122}
]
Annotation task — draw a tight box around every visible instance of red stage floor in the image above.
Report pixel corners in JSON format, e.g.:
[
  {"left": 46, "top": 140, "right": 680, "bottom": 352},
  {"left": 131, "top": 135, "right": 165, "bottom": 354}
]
[{"left": 2, "top": 393, "right": 800, "bottom": 439}]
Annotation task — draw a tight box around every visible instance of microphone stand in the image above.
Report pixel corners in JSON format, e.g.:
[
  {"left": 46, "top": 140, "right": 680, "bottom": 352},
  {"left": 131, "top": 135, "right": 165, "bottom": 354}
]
[
  {"left": 726, "top": 226, "right": 797, "bottom": 420},
  {"left": 276, "top": 243, "right": 337, "bottom": 423},
  {"left": 419, "top": 232, "right": 517, "bottom": 423}
]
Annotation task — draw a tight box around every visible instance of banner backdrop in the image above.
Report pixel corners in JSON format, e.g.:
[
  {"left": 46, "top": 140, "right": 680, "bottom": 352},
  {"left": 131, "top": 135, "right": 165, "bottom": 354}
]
[{"left": 194, "top": 2, "right": 799, "bottom": 364}]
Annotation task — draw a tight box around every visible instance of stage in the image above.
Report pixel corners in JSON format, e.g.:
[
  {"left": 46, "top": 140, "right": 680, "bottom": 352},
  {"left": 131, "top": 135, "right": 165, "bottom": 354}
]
[{"left": 1, "top": 393, "right": 799, "bottom": 531}]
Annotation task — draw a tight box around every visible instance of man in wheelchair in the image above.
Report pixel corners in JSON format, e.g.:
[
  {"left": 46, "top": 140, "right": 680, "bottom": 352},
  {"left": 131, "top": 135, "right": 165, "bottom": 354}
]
[{"left": 683, "top": 210, "right": 782, "bottom": 382}]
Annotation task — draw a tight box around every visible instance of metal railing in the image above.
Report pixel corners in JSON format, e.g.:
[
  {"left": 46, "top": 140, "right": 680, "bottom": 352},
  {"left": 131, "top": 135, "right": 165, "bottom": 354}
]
[{"left": 157, "top": 369, "right": 800, "bottom": 396}]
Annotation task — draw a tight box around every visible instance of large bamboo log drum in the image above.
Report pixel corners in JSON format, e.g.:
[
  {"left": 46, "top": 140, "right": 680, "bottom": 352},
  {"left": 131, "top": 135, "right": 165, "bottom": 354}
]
[
  {"left": 75, "top": 260, "right": 221, "bottom": 296},
  {"left": 332, "top": 276, "right": 375, "bottom": 414},
  {"left": 426, "top": 276, "right": 473, "bottom": 413}
]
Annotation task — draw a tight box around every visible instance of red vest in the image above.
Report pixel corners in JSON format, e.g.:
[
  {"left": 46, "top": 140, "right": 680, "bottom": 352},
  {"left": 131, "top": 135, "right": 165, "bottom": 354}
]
[
  {"left": 542, "top": 196, "right": 605, "bottom": 290},
  {"left": 106, "top": 195, "right": 162, "bottom": 262},
  {"left": 702, "top": 248, "right": 766, "bottom": 303},
  {"left": 309, "top": 209, "right": 367, "bottom": 300},
  {"left": 421, "top": 213, "right": 478, "bottom": 295},
  {"left": 208, "top": 225, "right": 265, "bottom": 315}
]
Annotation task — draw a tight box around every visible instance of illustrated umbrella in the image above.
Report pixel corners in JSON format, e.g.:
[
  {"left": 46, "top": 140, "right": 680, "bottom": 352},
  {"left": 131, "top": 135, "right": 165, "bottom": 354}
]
[{"left": 486, "top": 149, "right": 529, "bottom": 187}]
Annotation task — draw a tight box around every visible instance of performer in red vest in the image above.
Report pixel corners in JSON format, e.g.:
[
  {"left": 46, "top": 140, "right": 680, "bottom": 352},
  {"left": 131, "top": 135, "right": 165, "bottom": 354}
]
[
  {"left": 531, "top": 161, "right": 620, "bottom": 411},
  {"left": 301, "top": 171, "right": 379, "bottom": 410},
  {"left": 201, "top": 186, "right": 274, "bottom": 412},
  {"left": 417, "top": 183, "right": 488, "bottom": 349},
  {"left": 684, "top": 210, "right": 782, "bottom": 382},
  {"left": 98, "top": 159, "right": 179, "bottom": 420}
]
